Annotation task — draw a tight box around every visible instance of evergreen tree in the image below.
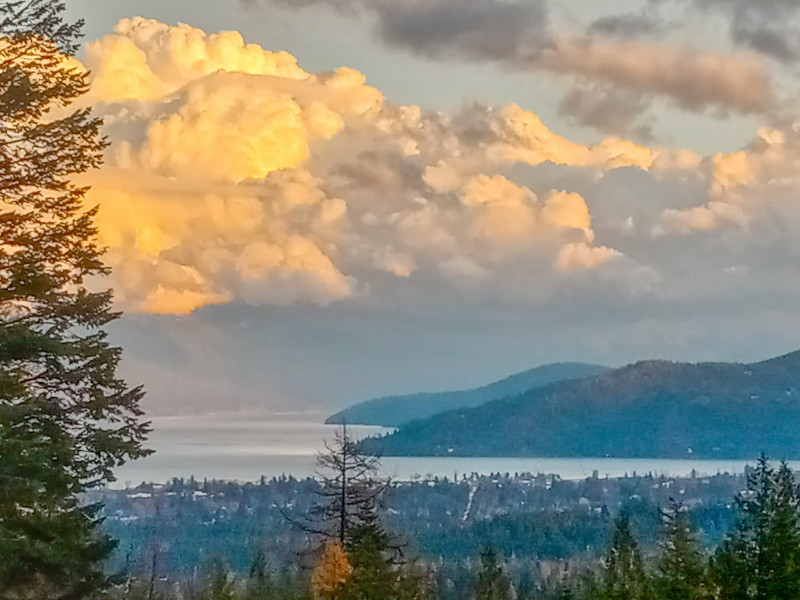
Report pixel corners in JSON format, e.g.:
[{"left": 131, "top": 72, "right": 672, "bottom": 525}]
[
  {"left": 244, "top": 551, "right": 276, "bottom": 600},
  {"left": 553, "top": 583, "right": 574, "bottom": 600},
  {"left": 711, "top": 457, "right": 770, "bottom": 600},
  {"left": 761, "top": 462, "right": 800, "bottom": 600},
  {"left": 653, "top": 500, "right": 711, "bottom": 600},
  {"left": 345, "top": 516, "right": 400, "bottom": 600},
  {"left": 600, "top": 515, "right": 650, "bottom": 600},
  {"left": 473, "top": 548, "right": 513, "bottom": 600},
  {"left": 712, "top": 534, "right": 751, "bottom": 600},
  {"left": 343, "top": 513, "right": 428, "bottom": 600},
  {"left": 712, "top": 456, "right": 800, "bottom": 600},
  {"left": 0, "top": 1, "right": 149, "bottom": 597}
]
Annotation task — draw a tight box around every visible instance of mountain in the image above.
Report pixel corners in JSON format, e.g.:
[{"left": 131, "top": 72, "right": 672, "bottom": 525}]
[
  {"left": 326, "top": 362, "right": 610, "bottom": 427},
  {"left": 359, "top": 350, "right": 800, "bottom": 459}
]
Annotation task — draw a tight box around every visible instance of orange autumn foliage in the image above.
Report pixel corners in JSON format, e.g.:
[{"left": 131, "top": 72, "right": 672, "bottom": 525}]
[{"left": 312, "top": 540, "right": 352, "bottom": 599}]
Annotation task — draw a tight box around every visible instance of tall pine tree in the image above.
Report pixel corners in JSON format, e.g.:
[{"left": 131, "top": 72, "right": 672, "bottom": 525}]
[
  {"left": 600, "top": 514, "right": 650, "bottom": 600},
  {"left": 0, "top": 2, "right": 149, "bottom": 597},
  {"left": 473, "top": 548, "right": 513, "bottom": 600},
  {"left": 653, "top": 500, "right": 711, "bottom": 600},
  {"left": 344, "top": 516, "right": 402, "bottom": 600},
  {"left": 761, "top": 462, "right": 800, "bottom": 600},
  {"left": 712, "top": 456, "right": 800, "bottom": 600}
]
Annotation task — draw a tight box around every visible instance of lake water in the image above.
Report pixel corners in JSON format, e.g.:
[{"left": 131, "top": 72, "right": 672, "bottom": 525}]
[{"left": 113, "top": 412, "right": 785, "bottom": 487}]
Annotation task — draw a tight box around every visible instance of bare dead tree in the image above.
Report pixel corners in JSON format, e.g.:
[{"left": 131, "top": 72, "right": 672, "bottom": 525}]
[{"left": 292, "top": 425, "right": 390, "bottom": 547}]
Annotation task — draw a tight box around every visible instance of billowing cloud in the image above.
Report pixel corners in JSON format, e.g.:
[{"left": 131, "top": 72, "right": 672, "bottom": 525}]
[
  {"left": 84, "top": 19, "right": 633, "bottom": 315},
  {"left": 79, "top": 19, "right": 800, "bottom": 322},
  {"left": 86, "top": 17, "right": 310, "bottom": 101}
]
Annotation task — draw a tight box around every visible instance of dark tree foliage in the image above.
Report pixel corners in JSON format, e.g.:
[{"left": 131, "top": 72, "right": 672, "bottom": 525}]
[
  {"left": 345, "top": 513, "right": 429, "bottom": 600},
  {"left": 473, "top": 548, "right": 512, "bottom": 600},
  {"left": 761, "top": 462, "right": 800, "bottom": 600},
  {"left": 200, "top": 558, "right": 237, "bottom": 600},
  {"left": 0, "top": 1, "right": 149, "bottom": 597},
  {"left": 244, "top": 550, "right": 276, "bottom": 600},
  {"left": 98, "top": 460, "right": 800, "bottom": 600},
  {"left": 344, "top": 517, "right": 402, "bottom": 600},
  {"left": 653, "top": 499, "right": 711, "bottom": 600},
  {"left": 713, "top": 457, "right": 800, "bottom": 600},
  {"left": 599, "top": 515, "right": 650, "bottom": 600}
]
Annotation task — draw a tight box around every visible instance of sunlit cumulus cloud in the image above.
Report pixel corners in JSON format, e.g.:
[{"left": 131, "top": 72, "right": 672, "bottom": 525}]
[{"left": 80, "top": 19, "right": 800, "bottom": 317}]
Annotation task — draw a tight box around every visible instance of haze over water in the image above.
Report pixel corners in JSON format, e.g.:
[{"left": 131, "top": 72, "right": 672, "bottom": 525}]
[{"left": 113, "top": 412, "right": 791, "bottom": 487}]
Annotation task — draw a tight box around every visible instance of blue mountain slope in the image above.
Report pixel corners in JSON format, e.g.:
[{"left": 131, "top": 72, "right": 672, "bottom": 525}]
[
  {"left": 359, "top": 350, "right": 800, "bottom": 459},
  {"left": 326, "top": 362, "right": 609, "bottom": 427}
]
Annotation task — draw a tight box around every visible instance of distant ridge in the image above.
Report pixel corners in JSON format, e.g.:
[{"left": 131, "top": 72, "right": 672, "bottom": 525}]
[
  {"left": 326, "top": 362, "right": 609, "bottom": 427},
  {"left": 359, "top": 350, "right": 800, "bottom": 460}
]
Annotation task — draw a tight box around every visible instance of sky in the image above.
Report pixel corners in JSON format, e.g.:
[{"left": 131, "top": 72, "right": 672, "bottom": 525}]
[{"left": 59, "top": 0, "right": 800, "bottom": 414}]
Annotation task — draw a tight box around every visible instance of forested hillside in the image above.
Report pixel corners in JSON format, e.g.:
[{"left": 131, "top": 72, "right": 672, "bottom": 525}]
[
  {"left": 360, "top": 350, "right": 800, "bottom": 458},
  {"left": 327, "top": 363, "right": 608, "bottom": 427},
  {"left": 97, "top": 470, "right": 740, "bottom": 584},
  {"left": 97, "top": 459, "right": 800, "bottom": 600}
]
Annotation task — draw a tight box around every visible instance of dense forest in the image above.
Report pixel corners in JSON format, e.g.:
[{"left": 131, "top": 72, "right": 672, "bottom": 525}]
[
  {"left": 361, "top": 351, "right": 800, "bottom": 459},
  {"left": 100, "top": 445, "right": 800, "bottom": 600},
  {"left": 94, "top": 468, "right": 743, "bottom": 579}
]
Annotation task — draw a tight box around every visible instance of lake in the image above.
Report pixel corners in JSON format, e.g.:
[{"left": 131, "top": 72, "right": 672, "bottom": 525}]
[{"left": 113, "top": 412, "right": 786, "bottom": 487}]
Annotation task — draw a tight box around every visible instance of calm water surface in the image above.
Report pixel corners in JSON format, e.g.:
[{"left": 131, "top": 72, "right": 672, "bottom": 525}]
[{"left": 113, "top": 412, "right": 787, "bottom": 487}]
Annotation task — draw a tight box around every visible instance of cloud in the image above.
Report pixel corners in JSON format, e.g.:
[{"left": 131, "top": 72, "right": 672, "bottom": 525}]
[
  {"left": 537, "top": 36, "right": 775, "bottom": 115},
  {"left": 656, "top": 201, "right": 750, "bottom": 234},
  {"left": 695, "top": 0, "right": 800, "bottom": 62},
  {"left": 244, "top": 0, "right": 778, "bottom": 119},
  {"left": 250, "top": 0, "right": 549, "bottom": 62},
  {"left": 375, "top": 0, "right": 548, "bottom": 62},
  {"left": 84, "top": 19, "right": 634, "bottom": 315},
  {"left": 85, "top": 17, "right": 310, "bottom": 101},
  {"left": 558, "top": 83, "right": 655, "bottom": 140},
  {"left": 79, "top": 19, "right": 800, "bottom": 322},
  {"left": 596, "top": 0, "right": 800, "bottom": 63},
  {"left": 485, "top": 104, "right": 662, "bottom": 171},
  {"left": 541, "top": 191, "right": 592, "bottom": 233},
  {"left": 557, "top": 242, "right": 620, "bottom": 270},
  {"left": 588, "top": 10, "right": 667, "bottom": 39},
  {"left": 92, "top": 170, "right": 356, "bottom": 314}
]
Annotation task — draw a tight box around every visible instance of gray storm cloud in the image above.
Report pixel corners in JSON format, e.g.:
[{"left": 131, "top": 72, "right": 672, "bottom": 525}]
[
  {"left": 697, "top": 0, "right": 800, "bottom": 62},
  {"left": 537, "top": 36, "right": 774, "bottom": 115},
  {"left": 243, "top": 0, "right": 778, "bottom": 123},
  {"left": 253, "top": 0, "right": 549, "bottom": 62},
  {"left": 558, "top": 83, "right": 655, "bottom": 142},
  {"left": 597, "top": 0, "right": 800, "bottom": 63}
]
